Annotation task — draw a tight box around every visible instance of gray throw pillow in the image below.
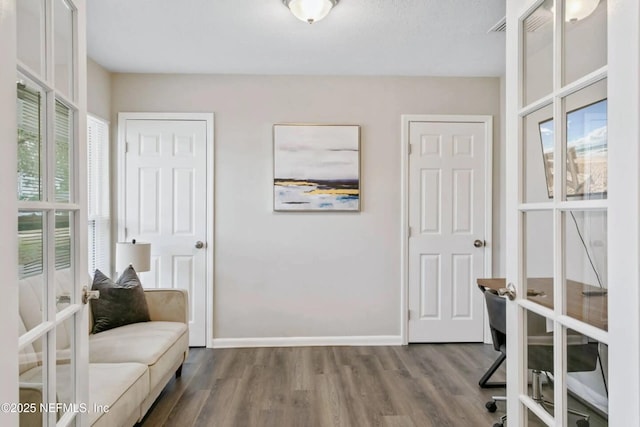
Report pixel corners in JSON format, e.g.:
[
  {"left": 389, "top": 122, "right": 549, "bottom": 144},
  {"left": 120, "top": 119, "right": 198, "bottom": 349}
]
[{"left": 90, "top": 266, "right": 150, "bottom": 334}]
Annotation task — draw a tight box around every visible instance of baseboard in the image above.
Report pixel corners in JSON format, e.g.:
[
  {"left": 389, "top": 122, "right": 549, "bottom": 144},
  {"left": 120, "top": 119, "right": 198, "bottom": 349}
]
[{"left": 211, "top": 335, "right": 403, "bottom": 349}]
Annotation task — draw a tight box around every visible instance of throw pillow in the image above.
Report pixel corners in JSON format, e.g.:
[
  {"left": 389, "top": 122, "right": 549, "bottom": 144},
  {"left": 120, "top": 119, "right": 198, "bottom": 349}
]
[{"left": 90, "top": 266, "right": 150, "bottom": 334}]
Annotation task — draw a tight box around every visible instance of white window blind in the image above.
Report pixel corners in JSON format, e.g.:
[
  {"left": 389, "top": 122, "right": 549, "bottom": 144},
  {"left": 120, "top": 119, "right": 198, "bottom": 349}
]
[{"left": 87, "top": 115, "right": 110, "bottom": 275}]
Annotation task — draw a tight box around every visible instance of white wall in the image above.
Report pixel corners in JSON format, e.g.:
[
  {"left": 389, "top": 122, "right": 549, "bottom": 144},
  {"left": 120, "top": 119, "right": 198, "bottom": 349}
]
[
  {"left": 87, "top": 57, "right": 111, "bottom": 120},
  {"left": 110, "top": 74, "right": 502, "bottom": 341}
]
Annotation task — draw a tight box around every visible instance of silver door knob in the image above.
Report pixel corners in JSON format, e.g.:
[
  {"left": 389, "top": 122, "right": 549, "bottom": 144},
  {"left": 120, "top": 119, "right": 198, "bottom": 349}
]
[
  {"left": 498, "top": 282, "right": 517, "bottom": 301},
  {"left": 473, "top": 239, "right": 485, "bottom": 248},
  {"left": 195, "top": 241, "right": 205, "bottom": 249}
]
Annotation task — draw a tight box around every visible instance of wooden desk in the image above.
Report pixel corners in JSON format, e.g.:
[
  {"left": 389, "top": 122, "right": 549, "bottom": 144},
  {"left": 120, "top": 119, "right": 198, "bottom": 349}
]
[{"left": 477, "top": 278, "right": 608, "bottom": 331}]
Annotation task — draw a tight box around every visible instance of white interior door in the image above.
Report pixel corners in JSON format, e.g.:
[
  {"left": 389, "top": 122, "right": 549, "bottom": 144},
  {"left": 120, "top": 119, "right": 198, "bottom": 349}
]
[
  {"left": 408, "top": 118, "right": 491, "bottom": 342},
  {"left": 121, "top": 116, "right": 211, "bottom": 347}
]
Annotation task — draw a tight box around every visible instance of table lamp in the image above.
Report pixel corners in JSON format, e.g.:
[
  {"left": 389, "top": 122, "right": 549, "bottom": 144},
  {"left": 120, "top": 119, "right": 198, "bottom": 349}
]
[{"left": 115, "top": 239, "right": 151, "bottom": 274}]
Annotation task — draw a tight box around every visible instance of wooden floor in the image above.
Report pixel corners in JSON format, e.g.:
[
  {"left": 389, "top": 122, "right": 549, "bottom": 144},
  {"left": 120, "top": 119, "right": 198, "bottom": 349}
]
[
  {"left": 139, "top": 344, "right": 607, "bottom": 427},
  {"left": 140, "top": 344, "right": 509, "bottom": 427}
]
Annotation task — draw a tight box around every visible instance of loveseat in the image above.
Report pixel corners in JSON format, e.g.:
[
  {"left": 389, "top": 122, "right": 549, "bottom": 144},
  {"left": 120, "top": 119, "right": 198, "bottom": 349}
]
[{"left": 18, "top": 269, "right": 189, "bottom": 426}]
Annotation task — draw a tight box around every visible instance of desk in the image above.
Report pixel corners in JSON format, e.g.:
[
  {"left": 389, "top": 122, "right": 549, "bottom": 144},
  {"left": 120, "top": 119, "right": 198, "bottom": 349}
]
[{"left": 477, "top": 278, "right": 608, "bottom": 331}]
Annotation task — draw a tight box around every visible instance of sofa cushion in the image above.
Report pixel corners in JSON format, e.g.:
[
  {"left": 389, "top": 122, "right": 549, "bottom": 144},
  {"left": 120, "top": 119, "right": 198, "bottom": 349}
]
[
  {"left": 19, "top": 362, "right": 148, "bottom": 427},
  {"left": 88, "top": 363, "right": 149, "bottom": 427},
  {"left": 90, "top": 267, "right": 150, "bottom": 334},
  {"left": 89, "top": 321, "right": 188, "bottom": 392}
]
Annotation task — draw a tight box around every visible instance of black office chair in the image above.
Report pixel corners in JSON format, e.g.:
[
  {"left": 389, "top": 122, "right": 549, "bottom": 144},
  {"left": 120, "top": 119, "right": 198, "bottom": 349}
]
[
  {"left": 482, "top": 288, "right": 507, "bottom": 427},
  {"left": 479, "top": 287, "right": 506, "bottom": 389},
  {"left": 482, "top": 288, "right": 598, "bottom": 427}
]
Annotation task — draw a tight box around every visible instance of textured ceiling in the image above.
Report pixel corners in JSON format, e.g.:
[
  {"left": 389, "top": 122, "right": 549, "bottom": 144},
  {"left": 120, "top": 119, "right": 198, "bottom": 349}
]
[{"left": 87, "top": 0, "right": 506, "bottom": 76}]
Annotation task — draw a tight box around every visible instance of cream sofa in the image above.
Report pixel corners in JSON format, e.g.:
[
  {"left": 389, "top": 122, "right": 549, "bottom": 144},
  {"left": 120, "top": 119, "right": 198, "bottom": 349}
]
[{"left": 18, "top": 269, "right": 189, "bottom": 427}]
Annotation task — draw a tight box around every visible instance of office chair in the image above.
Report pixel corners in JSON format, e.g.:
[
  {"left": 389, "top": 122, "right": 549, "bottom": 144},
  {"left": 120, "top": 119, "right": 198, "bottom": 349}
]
[
  {"left": 482, "top": 288, "right": 507, "bottom": 427},
  {"left": 482, "top": 288, "right": 598, "bottom": 427},
  {"left": 479, "top": 286, "right": 506, "bottom": 389}
]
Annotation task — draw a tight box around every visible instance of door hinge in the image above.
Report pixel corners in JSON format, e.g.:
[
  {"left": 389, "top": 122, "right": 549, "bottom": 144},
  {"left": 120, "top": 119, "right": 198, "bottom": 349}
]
[
  {"left": 124, "top": 227, "right": 128, "bottom": 238},
  {"left": 408, "top": 144, "right": 412, "bottom": 155},
  {"left": 408, "top": 309, "right": 411, "bottom": 321},
  {"left": 408, "top": 226, "right": 413, "bottom": 237},
  {"left": 125, "top": 142, "right": 130, "bottom": 153}
]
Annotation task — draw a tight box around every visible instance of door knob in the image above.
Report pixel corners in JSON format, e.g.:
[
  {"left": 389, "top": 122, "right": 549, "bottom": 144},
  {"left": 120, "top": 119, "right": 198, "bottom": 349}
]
[
  {"left": 473, "top": 239, "right": 485, "bottom": 248},
  {"left": 195, "top": 241, "right": 205, "bottom": 249},
  {"left": 82, "top": 286, "right": 100, "bottom": 304},
  {"left": 498, "top": 282, "right": 517, "bottom": 301}
]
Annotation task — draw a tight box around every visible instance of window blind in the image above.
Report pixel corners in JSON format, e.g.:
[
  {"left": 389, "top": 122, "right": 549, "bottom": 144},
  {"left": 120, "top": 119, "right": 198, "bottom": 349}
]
[
  {"left": 17, "top": 83, "right": 43, "bottom": 201},
  {"left": 87, "top": 115, "right": 110, "bottom": 275}
]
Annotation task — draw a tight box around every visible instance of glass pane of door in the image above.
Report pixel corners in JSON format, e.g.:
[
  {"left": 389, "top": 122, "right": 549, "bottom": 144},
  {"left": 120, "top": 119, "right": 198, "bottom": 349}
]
[
  {"left": 17, "top": 0, "right": 45, "bottom": 75},
  {"left": 563, "top": 80, "right": 607, "bottom": 201},
  {"left": 17, "top": 79, "right": 45, "bottom": 202},
  {"left": 55, "top": 211, "right": 74, "bottom": 312},
  {"left": 562, "top": 0, "right": 607, "bottom": 85},
  {"left": 18, "top": 211, "right": 45, "bottom": 331},
  {"left": 54, "top": 0, "right": 74, "bottom": 99},
  {"left": 564, "top": 210, "right": 608, "bottom": 330},
  {"left": 55, "top": 101, "right": 73, "bottom": 203},
  {"left": 524, "top": 211, "right": 554, "bottom": 309},
  {"left": 565, "top": 327, "right": 608, "bottom": 425},
  {"left": 524, "top": 105, "right": 554, "bottom": 203},
  {"left": 523, "top": 0, "right": 554, "bottom": 106},
  {"left": 18, "top": 335, "right": 46, "bottom": 427},
  {"left": 527, "top": 309, "right": 556, "bottom": 417},
  {"left": 56, "top": 318, "right": 75, "bottom": 418}
]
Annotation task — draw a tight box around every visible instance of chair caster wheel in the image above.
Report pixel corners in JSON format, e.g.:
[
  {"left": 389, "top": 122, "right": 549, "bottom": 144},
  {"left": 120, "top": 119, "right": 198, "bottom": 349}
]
[
  {"left": 493, "top": 423, "right": 504, "bottom": 427},
  {"left": 486, "top": 400, "right": 497, "bottom": 413},
  {"left": 576, "top": 420, "right": 589, "bottom": 427}
]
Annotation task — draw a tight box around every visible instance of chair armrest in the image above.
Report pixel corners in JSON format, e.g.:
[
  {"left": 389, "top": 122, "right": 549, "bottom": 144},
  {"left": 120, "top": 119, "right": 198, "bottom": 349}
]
[{"left": 144, "top": 288, "right": 189, "bottom": 323}]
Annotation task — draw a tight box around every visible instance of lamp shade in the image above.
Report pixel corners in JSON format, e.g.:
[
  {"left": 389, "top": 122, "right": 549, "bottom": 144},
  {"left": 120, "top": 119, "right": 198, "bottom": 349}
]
[
  {"left": 283, "top": 0, "right": 339, "bottom": 24},
  {"left": 116, "top": 241, "right": 151, "bottom": 273}
]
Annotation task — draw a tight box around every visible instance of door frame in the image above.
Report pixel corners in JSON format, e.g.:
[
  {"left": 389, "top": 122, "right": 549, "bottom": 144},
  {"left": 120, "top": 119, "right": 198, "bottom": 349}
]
[
  {"left": 117, "top": 112, "right": 215, "bottom": 348},
  {"left": 400, "top": 114, "right": 493, "bottom": 345}
]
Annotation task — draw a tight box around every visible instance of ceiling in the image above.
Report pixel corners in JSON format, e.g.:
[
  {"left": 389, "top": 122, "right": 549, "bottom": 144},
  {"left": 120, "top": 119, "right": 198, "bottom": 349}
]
[{"left": 87, "top": 0, "right": 506, "bottom": 76}]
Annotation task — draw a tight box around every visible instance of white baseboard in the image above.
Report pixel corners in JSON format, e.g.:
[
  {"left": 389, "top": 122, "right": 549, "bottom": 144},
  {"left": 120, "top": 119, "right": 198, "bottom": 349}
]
[{"left": 211, "top": 335, "right": 403, "bottom": 349}]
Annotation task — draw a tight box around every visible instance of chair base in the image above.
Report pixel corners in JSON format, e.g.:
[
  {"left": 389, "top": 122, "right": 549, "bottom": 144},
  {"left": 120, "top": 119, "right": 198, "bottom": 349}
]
[
  {"left": 485, "top": 372, "right": 592, "bottom": 427},
  {"left": 532, "top": 370, "right": 591, "bottom": 426},
  {"left": 479, "top": 352, "right": 507, "bottom": 388}
]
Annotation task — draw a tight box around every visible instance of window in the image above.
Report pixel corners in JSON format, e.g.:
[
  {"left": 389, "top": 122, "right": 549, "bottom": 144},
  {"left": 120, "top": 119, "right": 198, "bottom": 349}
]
[{"left": 87, "top": 115, "right": 110, "bottom": 275}]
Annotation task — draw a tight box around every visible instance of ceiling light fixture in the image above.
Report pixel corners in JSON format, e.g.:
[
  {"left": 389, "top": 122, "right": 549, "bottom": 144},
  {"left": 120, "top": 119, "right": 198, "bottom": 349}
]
[
  {"left": 564, "top": 0, "right": 600, "bottom": 22},
  {"left": 283, "top": 0, "right": 339, "bottom": 24}
]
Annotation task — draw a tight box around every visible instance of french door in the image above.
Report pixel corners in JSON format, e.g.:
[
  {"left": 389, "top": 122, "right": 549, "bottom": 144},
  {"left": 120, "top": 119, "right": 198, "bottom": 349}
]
[
  {"left": 14, "top": 0, "right": 89, "bottom": 426},
  {"left": 506, "top": 0, "right": 640, "bottom": 426}
]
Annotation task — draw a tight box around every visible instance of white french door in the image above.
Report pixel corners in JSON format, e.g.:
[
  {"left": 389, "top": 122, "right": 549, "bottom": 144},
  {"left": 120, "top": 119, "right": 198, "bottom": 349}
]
[
  {"left": 119, "top": 114, "right": 214, "bottom": 347},
  {"left": 506, "top": 0, "right": 640, "bottom": 426},
  {"left": 14, "top": 0, "right": 90, "bottom": 426},
  {"left": 406, "top": 117, "right": 492, "bottom": 343}
]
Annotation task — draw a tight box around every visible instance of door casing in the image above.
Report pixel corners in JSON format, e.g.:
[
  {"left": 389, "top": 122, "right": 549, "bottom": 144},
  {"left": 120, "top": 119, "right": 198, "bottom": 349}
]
[
  {"left": 400, "top": 114, "right": 493, "bottom": 345},
  {"left": 117, "top": 112, "right": 215, "bottom": 348}
]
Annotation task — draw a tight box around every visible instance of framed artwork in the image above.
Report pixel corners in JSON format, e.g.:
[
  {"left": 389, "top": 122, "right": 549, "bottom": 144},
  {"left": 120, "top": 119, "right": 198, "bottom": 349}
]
[
  {"left": 538, "top": 99, "right": 607, "bottom": 199},
  {"left": 273, "top": 124, "right": 360, "bottom": 211}
]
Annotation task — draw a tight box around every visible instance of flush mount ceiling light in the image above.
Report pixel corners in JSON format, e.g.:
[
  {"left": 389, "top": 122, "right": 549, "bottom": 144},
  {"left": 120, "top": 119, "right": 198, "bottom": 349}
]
[
  {"left": 564, "top": 0, "right": 600, "bottom": 22},
  {"left": 283, "top": 0, "right": 340, "bottom": 24}
]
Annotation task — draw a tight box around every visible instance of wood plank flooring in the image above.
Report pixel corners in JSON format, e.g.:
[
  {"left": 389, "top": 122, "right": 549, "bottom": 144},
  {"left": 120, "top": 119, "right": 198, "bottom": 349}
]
[
  {"left": 140, "top": 344, "right": 509, "bottom": 427},
  {"left": 139, "top": 344, "right": 608, "bottom": 426}
]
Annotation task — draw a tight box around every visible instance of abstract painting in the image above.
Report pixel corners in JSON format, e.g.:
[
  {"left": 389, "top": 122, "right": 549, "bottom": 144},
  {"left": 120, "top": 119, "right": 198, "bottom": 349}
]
[{"left": 273, "top": 124, "right": 360, "bottom": 211}]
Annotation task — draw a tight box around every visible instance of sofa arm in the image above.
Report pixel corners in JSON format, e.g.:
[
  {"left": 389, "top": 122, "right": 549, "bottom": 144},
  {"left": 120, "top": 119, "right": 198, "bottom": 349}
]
[{"left": 144, "top": 289, "right": 189, "bottom": 323}]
